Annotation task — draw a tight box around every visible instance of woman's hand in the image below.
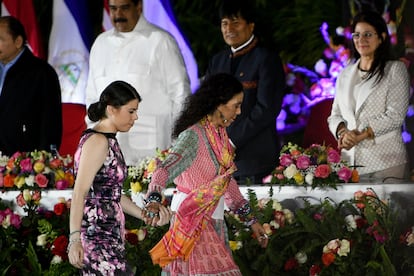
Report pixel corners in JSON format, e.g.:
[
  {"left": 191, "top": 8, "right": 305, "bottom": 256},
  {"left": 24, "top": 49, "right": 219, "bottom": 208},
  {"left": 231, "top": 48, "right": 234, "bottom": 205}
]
[
  {"left": 251, "top": 222, "right": 269, "bottom": 248},
  {"left": 68, "top": 240, "right": 84, "bottom": 269},
  {"left": 338, "top": 130, "right": 359, "bottom": 150},
  {"left": 143, "top": 202, "right": 172, "bottom": 227},
  {"left": 156, "top": 205, "right": 173, "bottom": 226}
]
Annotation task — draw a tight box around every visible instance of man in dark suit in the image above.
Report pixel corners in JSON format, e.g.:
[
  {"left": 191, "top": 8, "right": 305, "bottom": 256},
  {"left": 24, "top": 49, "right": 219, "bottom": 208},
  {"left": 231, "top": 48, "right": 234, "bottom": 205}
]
[
  {"left": 0, "top": 16, "right": 62, "bottom": 156},
  {"left": 206, "top": 0, "right": 285, "bottom": 184}
]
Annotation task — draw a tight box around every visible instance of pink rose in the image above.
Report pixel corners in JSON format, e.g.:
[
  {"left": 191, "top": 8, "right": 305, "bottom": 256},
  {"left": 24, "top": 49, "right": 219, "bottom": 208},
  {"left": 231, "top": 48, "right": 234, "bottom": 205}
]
[
  {"left": 35, "top": 174, "right": 49, "bottom": 188},
  {"left": 279, "top": 153, "right": 293, "bottom": 166},
  {"left": 9, "top": 213, "right": 22, "bottom": 229},
  {"left": 276, "top": 174, "right": 285, "bottom": 180},
  {"left": 314, "top": 164, "right": 330, "bottom": 178},
  {"left": 16, "top": 193, "right": 26, "bottom": 207},
  {"left": 55, "top": 179, "right": 69, "bottom": 190},
  {"left": 20, "top": 158, "right": 33, "bottom": 173},
  {"left": 296, "top": 155, "right": 311, "bottom": 169},
  {"left": 327, "top": 149, "right": 341, "bottom": 163},
  {"left": 337, "top": 167, "right": 352, "bottom": 182},
  {"left": 32, "top": 190, "right": 42, "bottom": 201}
]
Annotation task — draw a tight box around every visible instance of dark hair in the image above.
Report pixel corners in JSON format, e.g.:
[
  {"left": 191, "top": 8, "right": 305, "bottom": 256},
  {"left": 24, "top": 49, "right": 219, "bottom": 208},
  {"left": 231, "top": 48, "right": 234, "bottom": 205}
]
[
  {"left": 351, "top": 10, "right": 392, "bottom": 84},
  {"left": 219, "top": 0, "right": 255, "bottom": 24},
  {"left": 107, "top": 0, "right": 141, "bottom": 5},
  {"left": 0, "top": 16, "right": 27, "bottom": 44},
  {"left": 172, "top": 73, "right": 243, "bottom": 138},
  {"left": 88, "top": 81, "right": 142, "bottom": 122}
]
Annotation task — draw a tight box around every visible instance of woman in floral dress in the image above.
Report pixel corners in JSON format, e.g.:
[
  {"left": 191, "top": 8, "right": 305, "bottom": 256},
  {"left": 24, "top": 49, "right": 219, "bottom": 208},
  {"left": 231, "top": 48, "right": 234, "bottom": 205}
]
[
  {"left": 145, "top": 73, "right": 269, "bottom": 276},
  {"left": 67, "top": 81, "right": 171, "bottom": 275}
]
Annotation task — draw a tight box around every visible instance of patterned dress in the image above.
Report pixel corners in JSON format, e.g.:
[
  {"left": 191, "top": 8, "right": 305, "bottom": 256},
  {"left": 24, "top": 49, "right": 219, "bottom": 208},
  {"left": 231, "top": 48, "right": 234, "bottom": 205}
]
[
  {"left": 149, "top": 122, "right": 247, "bottom": 276},
  {"left": 74, "top": 129, "right": 132, "bottom": 275}
]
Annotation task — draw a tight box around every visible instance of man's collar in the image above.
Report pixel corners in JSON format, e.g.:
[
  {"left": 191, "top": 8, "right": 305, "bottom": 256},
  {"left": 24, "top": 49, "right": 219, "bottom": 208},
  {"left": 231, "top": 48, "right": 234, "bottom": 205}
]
[{"left": 231, "top": 35, "right": 255, "bottom": 53}]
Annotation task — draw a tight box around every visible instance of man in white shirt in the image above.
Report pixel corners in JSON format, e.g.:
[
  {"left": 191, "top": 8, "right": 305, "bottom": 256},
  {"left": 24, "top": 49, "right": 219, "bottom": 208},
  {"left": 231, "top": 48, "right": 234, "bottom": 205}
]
[{"left": 86, "top": 0, "right": 191, "bottom": 165}]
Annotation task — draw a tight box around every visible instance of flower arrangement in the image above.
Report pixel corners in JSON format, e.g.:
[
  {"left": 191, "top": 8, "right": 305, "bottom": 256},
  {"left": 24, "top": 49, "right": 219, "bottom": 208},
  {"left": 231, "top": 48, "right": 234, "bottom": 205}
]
[
  {"left": 123, "top": 148, "right": 173, "bottom": 196},
  {"left": 264, "top": 143, "right": 357, "bottom": 189},
  {"left": 0, "top": 190, "right": 168, "bottom": 275},
  {"left": 0, "top": 150, "right": 74, "bottom": 191},
  {"left": 224, "top": 188, "right": 414, "bottom": 275}
]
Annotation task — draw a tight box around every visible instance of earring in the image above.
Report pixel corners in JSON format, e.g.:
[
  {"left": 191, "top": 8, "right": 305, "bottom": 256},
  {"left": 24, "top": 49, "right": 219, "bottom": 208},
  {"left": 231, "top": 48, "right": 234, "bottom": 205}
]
[{"left": 223, "top": 119, "right": 228, "bottom": 123}]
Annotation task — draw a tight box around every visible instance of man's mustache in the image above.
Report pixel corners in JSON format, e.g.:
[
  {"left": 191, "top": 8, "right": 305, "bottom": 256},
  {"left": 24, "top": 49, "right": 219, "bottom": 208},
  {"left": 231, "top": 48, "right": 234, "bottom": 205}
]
[{"left": 114, "top": 18, "right": 127, "bottom": 23}]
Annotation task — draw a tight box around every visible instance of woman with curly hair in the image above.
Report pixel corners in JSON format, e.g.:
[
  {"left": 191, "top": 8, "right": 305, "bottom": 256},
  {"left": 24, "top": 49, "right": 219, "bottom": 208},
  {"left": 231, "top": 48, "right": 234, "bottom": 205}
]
[{"left": 145, "top": 73, "right": 268, "bottom": 275}]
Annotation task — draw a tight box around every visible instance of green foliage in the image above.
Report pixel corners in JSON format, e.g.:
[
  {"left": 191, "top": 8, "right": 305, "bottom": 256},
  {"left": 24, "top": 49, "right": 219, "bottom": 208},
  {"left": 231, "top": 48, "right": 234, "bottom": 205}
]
[{"left": 224, "top": 188, "right": 414, "bottom": 275}]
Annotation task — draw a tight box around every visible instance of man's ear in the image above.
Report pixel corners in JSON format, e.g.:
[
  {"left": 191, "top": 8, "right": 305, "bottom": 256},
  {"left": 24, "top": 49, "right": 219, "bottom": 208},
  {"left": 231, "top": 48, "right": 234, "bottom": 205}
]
[{"left": 15, "top": 35, "right": 24, "bottom": 49}]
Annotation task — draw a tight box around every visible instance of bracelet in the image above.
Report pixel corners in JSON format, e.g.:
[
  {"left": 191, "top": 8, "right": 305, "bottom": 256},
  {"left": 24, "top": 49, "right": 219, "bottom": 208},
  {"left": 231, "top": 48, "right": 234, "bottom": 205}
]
[
  {"left": 66, "top": 238, "right": 81, "bottom": 253},
  {"left": 69, "top": 230, "right": 81, "bottom": 237}
]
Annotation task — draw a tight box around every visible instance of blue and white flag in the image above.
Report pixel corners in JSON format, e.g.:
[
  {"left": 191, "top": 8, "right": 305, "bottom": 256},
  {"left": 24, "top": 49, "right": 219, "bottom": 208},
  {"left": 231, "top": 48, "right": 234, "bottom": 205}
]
[{"left": 48, "top": 0, "right": 93, "bottom": 104}]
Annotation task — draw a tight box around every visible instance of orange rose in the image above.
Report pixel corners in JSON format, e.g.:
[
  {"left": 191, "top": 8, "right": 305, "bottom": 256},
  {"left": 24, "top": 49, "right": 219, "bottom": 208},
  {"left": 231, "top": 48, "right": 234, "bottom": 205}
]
[
  {"left": 4, "top": 174, "right": 16, "bottom": 188},
  {"left": 322, "top": 252, "right": 336, "bottom": 266}
]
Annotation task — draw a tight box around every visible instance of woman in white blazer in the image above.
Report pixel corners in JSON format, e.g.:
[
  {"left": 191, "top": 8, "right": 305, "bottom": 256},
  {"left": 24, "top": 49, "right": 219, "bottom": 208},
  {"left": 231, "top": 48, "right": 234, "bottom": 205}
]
[{"left": 328, "top": 10, "right": 410, "bottom": 181}]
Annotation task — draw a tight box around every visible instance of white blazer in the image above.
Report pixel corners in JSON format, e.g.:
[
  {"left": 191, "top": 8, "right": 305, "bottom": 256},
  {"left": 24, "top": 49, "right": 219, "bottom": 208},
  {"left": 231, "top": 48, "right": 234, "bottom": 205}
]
[{"left": 328, "top": 60, "right": 410, "bottom": 175}]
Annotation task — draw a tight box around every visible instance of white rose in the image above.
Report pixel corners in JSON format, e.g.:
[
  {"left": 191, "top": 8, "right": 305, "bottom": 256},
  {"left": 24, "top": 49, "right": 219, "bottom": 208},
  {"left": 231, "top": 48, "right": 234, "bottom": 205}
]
[
  {"left": 25, "top": 175, "right": 35, "bottom": 187},
  {"left": 2, "top": 215, "right": 11, "bottom": 228},
  {"left": 284, "top": 164, "right": 298, "bottom": 179},
  {"left": 305, "top": 173, "right": 314, "bottom": 185},
  {"left": 36, "top": 234, "right": 48, "bottom": 247},
  {"left": 283, "top": 209, "right": 294, "bottom": 224},
  {"left": 270, "top": 220, "right": 280, "bottom": 229},
  {"left": 272, "top": 200, "right": 282, "bottom": 211},
  {"left": 338, "top": 239, "right": 351, "bottom": 256},
  {"left": 295, "top": 251, "right": 308, "bottom": 264},
  {"left": 51, "top": 255, "right": 62, "bottom": 264}
]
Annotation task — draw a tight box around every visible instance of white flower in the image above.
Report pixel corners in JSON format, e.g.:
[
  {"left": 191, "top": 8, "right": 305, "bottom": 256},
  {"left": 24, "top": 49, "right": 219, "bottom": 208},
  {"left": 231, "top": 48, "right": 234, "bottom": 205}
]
[
  {"left": 338, "top": 239, "right": 351, "bottom": 256},
  {"left": 295, "top": 251, "right": 308, "bottom": 264},
  {"left": 51, "top": 255, "right": 62, "bottom": 264},
  {"left": 344, "top": 214, "right": 357, "bottom": 232},
  {"left": 36, "top": 234, "right": 48, "bottom": 247},
  {"left": 25, "top": 175, "right": 35, "bottom": 187},
  {"left": 283, "top": 209, "right": 294, "bottom": 224},
  {"left": 284, "top": 164, "right": 298, "bottom": 179},
  {"left": 272, "top": 200, "right": 282, "bottom": 211},
  {"left": 270, "top": 220, "right": 280, "bottom": 229},
  {"left": 23, "top": 189, "right": 31, "bottom": 201},
  {"left": 305, "top": 173, "right": 314, "bottom": 185},
  {"left": 2, "top": 215, "right": 11, "bottom": 228}
]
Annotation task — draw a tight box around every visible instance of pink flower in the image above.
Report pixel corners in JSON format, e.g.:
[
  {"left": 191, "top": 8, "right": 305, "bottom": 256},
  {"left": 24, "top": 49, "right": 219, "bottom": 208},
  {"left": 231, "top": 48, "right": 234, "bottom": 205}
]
[
  {"left": 280, "top": 154, "right": 294, "bottom": 166},
  {"left": 296, "top": 155, "right": 311, "bottom": 169},
  {"left": 35, "top": 174, "right": 49, "bottom": 188},
  {"left": 9, "top": 213, "right": 22, "bottom": 228},
  {"left": 55, "top": 179, "right": 69, "bottom": 190},
  {"left": 276, "top": 174, "right": 285, "bottom": 180},
  {"left": 337, "top": 167, "right": 352, "bottom": 182},
  {"left": 274, "top": 210, "right": 286, "bottom": 228},
  {"left": 19, "top": 158, "right": 33, "bottom": 173},
  {"left": 32, "top": 190, "right": 42, "bottom": 202},
  {"left": 314, "top": 164, "right": 330, "bottom": 178},
  {"left": 327, "top": 149, "right": 341, "bottom": 163},
  {"left": 16, "top": 193, "right": 26, "bottom": 207}
]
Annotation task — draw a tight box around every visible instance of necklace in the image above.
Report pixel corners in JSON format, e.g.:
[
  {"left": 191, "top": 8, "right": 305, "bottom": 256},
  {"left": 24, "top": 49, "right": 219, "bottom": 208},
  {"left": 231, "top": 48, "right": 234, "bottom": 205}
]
[{"left": 357, "top": 64, "right": 369, "bottom": 80}]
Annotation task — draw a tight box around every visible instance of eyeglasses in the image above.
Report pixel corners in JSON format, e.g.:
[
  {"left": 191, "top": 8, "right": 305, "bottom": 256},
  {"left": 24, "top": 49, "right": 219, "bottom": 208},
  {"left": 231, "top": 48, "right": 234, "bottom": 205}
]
[{"left": 351, "top": 32, "right": 377, "bottom": 40}]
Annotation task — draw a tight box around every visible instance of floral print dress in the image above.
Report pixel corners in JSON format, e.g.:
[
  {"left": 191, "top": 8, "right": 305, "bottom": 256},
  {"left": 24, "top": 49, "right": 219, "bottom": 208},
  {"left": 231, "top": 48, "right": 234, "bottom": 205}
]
[{"left": 74, "top": 129, "right": 132, "bottom": 275}]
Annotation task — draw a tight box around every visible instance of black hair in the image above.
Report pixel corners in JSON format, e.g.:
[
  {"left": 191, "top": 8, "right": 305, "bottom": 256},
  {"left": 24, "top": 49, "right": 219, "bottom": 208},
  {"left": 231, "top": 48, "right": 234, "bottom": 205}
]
[
  {"left": 88, "top": 81, "right": 142, "bottom": 122},
  {"left": 172, "top": 73, "right": 243, "bottom": 138},
  {"left": 0, "top": 16, "right": 27, "bottom": 44},
  {"left": 218, "top": 0, "right": 255, "bottom": 24},
  {"left": 351, "top": 10, "right": 392, "bottom": 85}
]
